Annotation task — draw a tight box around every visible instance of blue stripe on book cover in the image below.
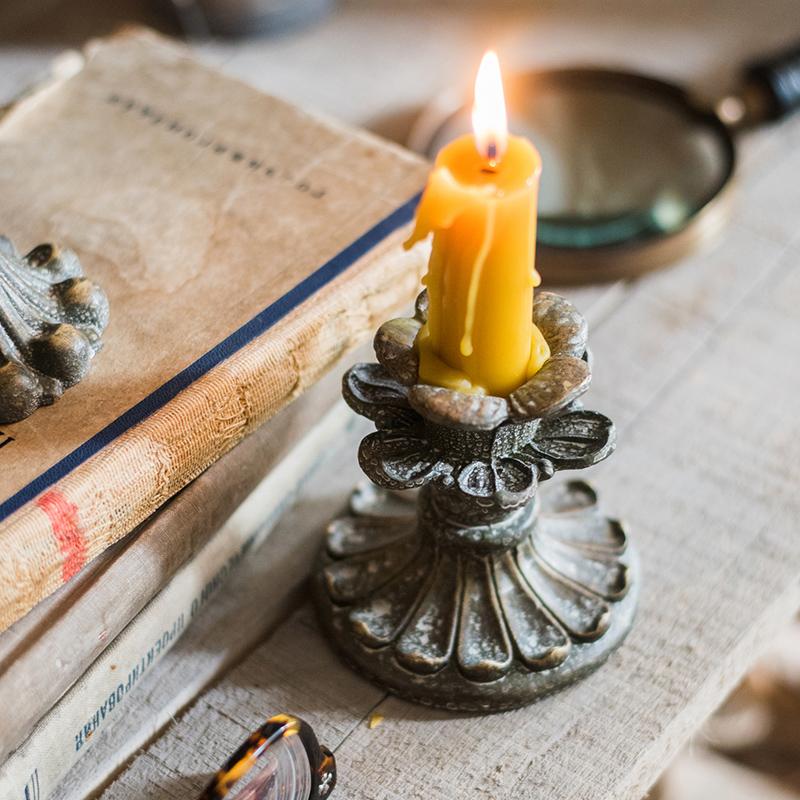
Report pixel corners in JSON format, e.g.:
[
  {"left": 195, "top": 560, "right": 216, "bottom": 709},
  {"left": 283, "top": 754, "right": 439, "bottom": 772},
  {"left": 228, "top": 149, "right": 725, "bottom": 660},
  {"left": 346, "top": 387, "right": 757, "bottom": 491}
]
[{"left": 0, "top": 191, "right": 422, "bottom": 523}]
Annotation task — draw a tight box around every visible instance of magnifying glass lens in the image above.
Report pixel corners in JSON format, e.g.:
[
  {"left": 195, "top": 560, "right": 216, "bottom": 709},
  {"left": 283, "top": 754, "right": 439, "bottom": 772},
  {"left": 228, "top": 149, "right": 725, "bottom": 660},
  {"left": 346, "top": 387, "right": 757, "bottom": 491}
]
[
  {"left": 427, "top": 73, "right": 732, "bottom": 249},
  {"left": 226, "top": 734, "right": 312, "bottom": 800}
]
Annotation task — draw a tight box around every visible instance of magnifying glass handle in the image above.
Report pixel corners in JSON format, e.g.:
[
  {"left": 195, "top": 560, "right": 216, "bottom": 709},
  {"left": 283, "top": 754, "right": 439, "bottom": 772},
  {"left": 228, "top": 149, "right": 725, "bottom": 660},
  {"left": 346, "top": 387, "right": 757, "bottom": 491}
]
[{"left": 744, "top": 41, "right": 800, "bottom": 121}]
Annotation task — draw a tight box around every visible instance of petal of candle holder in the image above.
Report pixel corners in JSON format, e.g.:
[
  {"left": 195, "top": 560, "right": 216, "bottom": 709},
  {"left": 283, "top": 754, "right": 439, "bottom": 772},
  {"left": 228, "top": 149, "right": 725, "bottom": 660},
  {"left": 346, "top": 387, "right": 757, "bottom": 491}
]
[
  {"left": 532, "top": 292, "right": 588, "bottom": 358},
  {"left": 492, "top": 551, "right": 571, "bottom": 670},
  {"left": 348, "top": 544, "right": 434, "bottom": 648},
  {"left": 323, "top": 534, "right": 420, "bottom": 604},
  {"left": 374, "top": 317, "right": 421, "bottom": 386},
  {"left": 395, "top": 550, "right": 461, "bottom": 674},
  {"left": 492, "top": 457, "right": 539, "bottom": 508},
  {"left": 532, "top": 531, "right": 630, "bottom": 600},
  {"left": 509, "top": 355, "right": 591, "bottom": 420},
  {"left": 342, "top": 363, "right": 418, "bottom": 429},
  {"left": 358, "top": 428, "right": 446, "bottom": 490},
  {"left": 528, "top": 410, "right": 615, "bottom": 470},
  {"left": 538, "top": 479, "right": 598, "bottom": 515},
  {"left": 326, "top": 515, "right": 411, "bottom": 558},
  {"left": 516, "top": 539, "right": 611, "bottom": 641},
  {"left": 456, "top": 458, "right": 538, "bottom": 510},
  {"left": 408, "top": 384, "right": 509, "bottom": 430},
  {"left": 456, "top": 556, "right": 514, "bottom": 682}
]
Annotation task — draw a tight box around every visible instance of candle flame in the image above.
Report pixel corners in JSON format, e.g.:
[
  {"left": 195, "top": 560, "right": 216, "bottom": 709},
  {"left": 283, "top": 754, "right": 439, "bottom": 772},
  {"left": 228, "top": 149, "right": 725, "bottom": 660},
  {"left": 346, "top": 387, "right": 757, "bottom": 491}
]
[{"left": 472, "top": 50, "right": 508, "bottom": 166}]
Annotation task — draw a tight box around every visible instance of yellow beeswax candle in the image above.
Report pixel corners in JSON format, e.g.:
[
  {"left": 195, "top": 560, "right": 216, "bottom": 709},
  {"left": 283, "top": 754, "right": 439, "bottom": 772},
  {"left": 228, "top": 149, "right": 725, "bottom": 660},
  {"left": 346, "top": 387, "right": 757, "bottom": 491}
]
[{"left": 404, "top": 52, "right": 549, "bottom": 397}]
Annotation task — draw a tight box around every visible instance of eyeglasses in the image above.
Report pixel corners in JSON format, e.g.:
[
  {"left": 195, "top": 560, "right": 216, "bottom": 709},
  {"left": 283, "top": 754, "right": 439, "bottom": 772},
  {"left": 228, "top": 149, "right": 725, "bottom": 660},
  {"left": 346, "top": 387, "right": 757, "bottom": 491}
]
[{"left": 198, "top": 714, "right": 336, "bottom": 800}]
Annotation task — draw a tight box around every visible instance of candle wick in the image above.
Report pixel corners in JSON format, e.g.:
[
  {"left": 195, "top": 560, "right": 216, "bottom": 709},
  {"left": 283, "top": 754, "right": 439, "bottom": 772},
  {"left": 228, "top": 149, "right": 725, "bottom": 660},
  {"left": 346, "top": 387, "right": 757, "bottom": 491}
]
[{"left": 482, "top": 140, "right": 499, "bottom": 173}]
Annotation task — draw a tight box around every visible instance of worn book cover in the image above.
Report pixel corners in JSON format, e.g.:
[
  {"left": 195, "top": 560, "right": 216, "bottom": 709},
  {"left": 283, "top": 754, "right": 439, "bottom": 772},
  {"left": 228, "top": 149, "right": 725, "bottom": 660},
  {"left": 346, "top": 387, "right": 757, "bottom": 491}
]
[
  {"left": 0, "top": 394, "right": 351, "bottom": 799},
  {"left": 0, "top": 358, "right": 346, "bottom": 762},
  {"left": 0, "top": 28, "right": 427, "bottom": 630}
]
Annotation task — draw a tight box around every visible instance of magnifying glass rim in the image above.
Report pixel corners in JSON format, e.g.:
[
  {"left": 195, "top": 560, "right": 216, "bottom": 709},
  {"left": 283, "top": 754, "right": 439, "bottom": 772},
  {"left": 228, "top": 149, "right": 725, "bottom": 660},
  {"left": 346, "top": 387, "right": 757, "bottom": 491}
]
[{"left": 414, "top": 66, "right": 737, "bottom": 283}]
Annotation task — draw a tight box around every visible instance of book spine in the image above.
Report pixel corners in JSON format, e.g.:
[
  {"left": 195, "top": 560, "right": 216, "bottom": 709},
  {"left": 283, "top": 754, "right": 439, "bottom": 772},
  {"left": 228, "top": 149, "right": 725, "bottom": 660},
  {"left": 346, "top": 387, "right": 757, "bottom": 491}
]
[
  {"left": 0, "top": 364, "right": 344, "bottom": 761},
  {"left": 0, "top": 400, "right": 351, "bottom": 800},
  {"left": 0, "top": 233, "right": 427, "bottom": 632}
]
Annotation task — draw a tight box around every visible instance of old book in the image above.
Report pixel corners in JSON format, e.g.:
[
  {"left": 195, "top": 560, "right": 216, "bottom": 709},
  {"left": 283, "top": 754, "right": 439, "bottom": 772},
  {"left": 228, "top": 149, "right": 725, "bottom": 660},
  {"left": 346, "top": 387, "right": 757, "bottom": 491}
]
[
  {"left": 0, "top": 28, "right": 427, "bottom": 632},
  {"left": 0, "top": 359, "right": 346, "bottom": 762},
  {"left": 0, "top": 396, "right": 352, "bottom": 800}
]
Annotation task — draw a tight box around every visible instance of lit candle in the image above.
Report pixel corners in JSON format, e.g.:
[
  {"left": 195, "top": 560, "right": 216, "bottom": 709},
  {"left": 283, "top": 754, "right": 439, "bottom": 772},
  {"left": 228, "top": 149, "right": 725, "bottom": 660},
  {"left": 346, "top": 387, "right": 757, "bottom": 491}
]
[{"left": 405, "top": 51, "right": 549, "bottom": 398}]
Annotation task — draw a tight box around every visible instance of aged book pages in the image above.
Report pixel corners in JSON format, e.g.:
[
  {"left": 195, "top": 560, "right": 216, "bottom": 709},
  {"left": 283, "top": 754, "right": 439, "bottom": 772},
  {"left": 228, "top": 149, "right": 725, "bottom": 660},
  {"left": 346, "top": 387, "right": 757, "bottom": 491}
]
[
  {"left": 0, "top": 28, "right": 428, "bottom": 630},
  {"left": 0, "top": 359, "right": 344, "bottom": 762}
]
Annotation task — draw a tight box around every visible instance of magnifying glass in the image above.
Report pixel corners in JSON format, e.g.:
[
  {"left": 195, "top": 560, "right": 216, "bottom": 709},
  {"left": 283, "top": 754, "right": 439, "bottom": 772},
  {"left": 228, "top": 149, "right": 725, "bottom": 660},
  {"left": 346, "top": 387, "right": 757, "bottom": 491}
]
[
  {"left": 198, "top": 714, "right": 336, "bottom": 800},
  {"left": 408, "top": 41, "right": 800, "bottom": 283}
]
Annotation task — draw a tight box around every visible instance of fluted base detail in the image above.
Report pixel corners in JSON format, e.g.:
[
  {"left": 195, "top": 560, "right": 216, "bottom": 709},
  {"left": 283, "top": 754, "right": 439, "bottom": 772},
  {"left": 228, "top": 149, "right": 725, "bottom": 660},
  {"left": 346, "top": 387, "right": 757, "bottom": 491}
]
[{"left": 313, "top": 480, "right": 638, "bottom": 712}]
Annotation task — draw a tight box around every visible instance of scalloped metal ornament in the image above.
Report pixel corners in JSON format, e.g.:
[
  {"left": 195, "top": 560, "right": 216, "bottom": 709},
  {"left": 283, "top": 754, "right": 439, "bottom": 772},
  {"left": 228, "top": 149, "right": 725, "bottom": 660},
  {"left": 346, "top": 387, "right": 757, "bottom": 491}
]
[
  {"left": 313, "top": 291, "right": 639, "bottom": 712},
  {"left": 0, "top": 237, "right": 109, "bottom": 425}
]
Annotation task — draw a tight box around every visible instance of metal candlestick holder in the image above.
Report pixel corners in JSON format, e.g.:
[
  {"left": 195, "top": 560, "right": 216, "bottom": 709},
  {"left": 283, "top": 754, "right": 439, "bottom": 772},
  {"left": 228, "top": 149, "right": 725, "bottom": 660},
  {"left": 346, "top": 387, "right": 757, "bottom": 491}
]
[{"left": 313, "top": 291, "right": 638, "bottom": 712}]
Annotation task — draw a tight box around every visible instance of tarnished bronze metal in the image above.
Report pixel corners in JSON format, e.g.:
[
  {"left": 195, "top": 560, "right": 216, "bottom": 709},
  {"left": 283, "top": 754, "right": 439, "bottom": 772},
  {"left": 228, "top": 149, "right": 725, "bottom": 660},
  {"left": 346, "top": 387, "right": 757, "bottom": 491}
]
[
  {"left": 313, "top": 291, "right": 639, "bottom": 712},
  {"left": 0, "top": 237, "right": 109, "bottom": 425}
]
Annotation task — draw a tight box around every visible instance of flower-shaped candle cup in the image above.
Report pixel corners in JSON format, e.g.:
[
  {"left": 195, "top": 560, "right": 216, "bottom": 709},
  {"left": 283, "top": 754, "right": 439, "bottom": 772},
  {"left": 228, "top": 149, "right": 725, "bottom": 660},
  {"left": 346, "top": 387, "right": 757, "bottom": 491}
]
[{"left": 313, "top": 291, "right": 638, "bottom": 711}]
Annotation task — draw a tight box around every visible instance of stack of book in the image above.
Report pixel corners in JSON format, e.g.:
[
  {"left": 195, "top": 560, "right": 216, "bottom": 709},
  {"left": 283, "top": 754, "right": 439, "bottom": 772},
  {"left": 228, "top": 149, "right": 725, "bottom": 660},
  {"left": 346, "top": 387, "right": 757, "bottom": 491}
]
[{"left": 0, "top": 29, "right": 427, "bottom": 800}]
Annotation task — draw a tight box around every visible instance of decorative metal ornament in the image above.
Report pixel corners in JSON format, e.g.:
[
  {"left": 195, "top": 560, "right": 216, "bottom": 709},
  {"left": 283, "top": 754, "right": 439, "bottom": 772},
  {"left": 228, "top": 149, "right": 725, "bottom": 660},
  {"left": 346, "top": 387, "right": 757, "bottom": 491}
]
[
  {"left": 313, "top": 291, "right": 639, "bottom": 712},
  {"left": 0, "top": 236, "right": 109, "bottom": 425}
]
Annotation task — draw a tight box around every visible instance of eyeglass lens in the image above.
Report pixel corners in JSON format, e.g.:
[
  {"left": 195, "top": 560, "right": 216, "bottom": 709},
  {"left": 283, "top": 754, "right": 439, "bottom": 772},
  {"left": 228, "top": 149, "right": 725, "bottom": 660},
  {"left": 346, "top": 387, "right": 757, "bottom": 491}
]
[{"left": 225, "top": 732, "right": 312, "bottom": 800}]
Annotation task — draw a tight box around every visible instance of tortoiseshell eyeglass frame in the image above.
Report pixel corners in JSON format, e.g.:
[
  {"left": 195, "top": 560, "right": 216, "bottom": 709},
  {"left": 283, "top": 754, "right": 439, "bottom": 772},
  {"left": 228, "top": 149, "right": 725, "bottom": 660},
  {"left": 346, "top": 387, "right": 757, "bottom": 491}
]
[{"left": 197, "top": 714, "right": 337, "bottom": 800}]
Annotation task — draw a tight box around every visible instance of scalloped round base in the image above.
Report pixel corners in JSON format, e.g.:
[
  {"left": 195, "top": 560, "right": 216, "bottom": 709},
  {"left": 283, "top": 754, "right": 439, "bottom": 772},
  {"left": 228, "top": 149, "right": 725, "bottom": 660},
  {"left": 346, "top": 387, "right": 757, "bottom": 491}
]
[{"left": 313, "top": 482, "right": 640, "bottom": 713}]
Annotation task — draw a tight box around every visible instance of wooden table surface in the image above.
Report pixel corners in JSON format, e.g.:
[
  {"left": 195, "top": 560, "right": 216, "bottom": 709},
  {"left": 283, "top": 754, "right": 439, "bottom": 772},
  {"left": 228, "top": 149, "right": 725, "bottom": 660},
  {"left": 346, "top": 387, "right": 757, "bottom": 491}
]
[{"left": 3, "top": 2, "right": 800, "bottom": 798}]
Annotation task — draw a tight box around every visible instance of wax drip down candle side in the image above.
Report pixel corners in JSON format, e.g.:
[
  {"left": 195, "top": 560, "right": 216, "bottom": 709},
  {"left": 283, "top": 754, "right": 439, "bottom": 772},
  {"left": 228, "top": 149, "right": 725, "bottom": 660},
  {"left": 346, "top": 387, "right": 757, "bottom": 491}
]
[{"left": 404, "top": 50, "right": 549, "bottom": 398}]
